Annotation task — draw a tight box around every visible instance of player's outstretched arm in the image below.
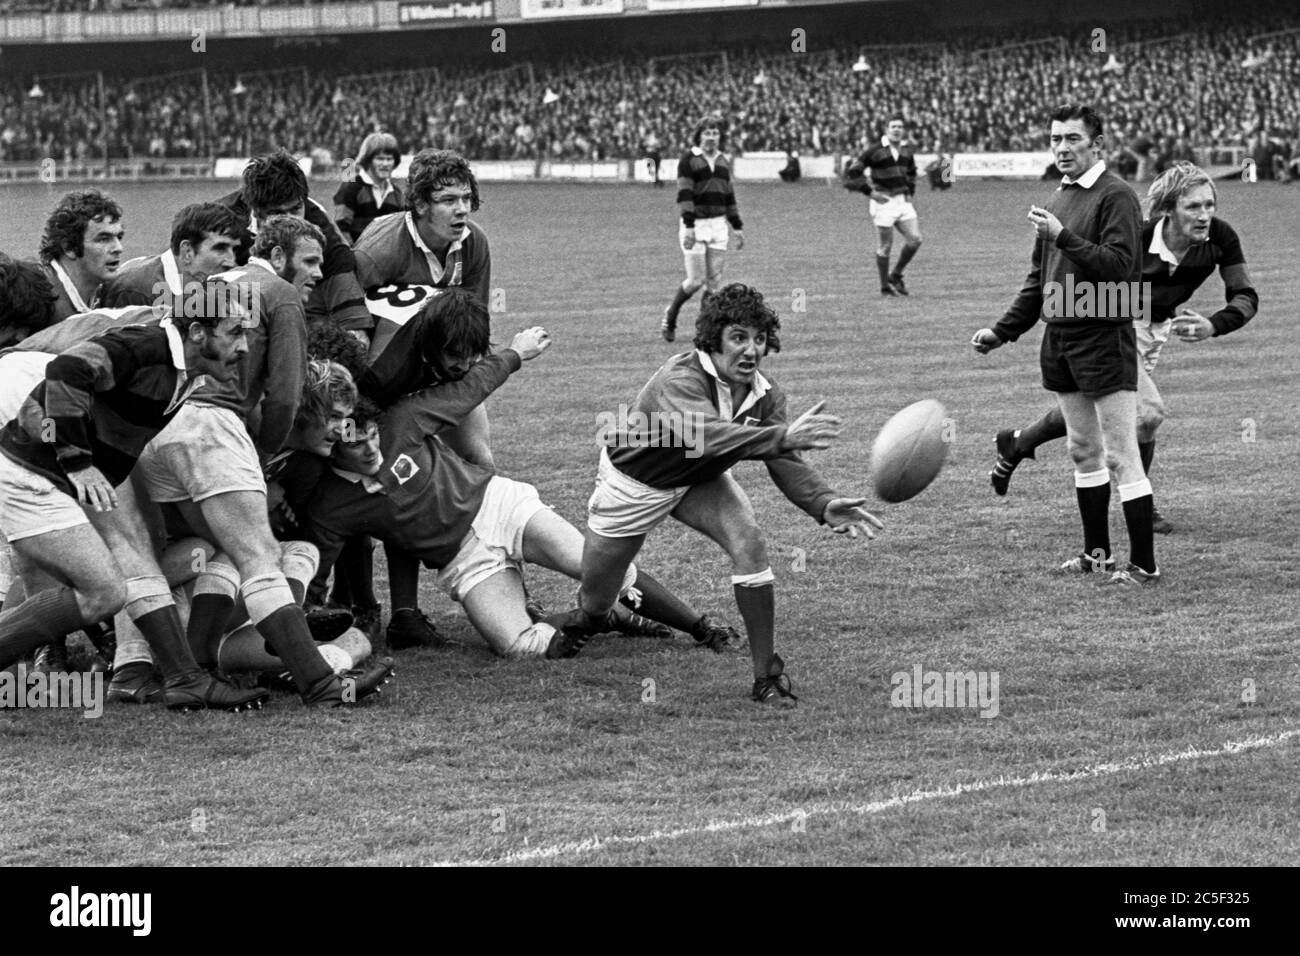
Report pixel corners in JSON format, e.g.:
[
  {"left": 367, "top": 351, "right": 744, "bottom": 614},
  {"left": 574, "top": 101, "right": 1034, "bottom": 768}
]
[
  {"left": 822, "top": 498, "right": 884, "bottom": 540},
  {"left": 507, "top": 326, "right": 552, "bottom": 361},
  {"left": 780, "top": 399, "right": 843, "bottom": 451}
]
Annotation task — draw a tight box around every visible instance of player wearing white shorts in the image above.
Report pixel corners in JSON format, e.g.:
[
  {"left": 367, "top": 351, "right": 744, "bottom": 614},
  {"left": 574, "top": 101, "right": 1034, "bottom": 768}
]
[
  {"left": 561, "top": 284, "right": 883, "bottom": 706},
  {"left": 660, "top": 114, "right": 744, "bottom": 343},
  {"left": 845, "top": 114, "right": 922, "bottom": 296},
  {"left": 304, "top": 291, "right": 726, "bottom": 658},
  {"left": 986, "top": 162, "right": 1259, "bottom": 534},
  {"left": 0, "top": 281, "right": 271, "bottom": 711}
]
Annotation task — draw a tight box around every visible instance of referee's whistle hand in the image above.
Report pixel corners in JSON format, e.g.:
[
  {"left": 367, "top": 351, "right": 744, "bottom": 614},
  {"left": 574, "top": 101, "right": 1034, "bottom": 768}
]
[{"left": 971, "top": 329, "right": 1002, "bottom": 354}]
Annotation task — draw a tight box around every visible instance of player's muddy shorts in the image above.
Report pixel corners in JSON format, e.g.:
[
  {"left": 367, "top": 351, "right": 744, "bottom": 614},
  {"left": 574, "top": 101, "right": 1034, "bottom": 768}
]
[{"left": 138, "top": 402, "right": 266, "bottom": 502}]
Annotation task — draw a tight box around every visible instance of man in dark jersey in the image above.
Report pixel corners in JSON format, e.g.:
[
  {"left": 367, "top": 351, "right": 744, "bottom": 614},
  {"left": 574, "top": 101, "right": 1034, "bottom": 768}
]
[{"left": 986, "top": 162, "right": 1258, "bottom": 535}]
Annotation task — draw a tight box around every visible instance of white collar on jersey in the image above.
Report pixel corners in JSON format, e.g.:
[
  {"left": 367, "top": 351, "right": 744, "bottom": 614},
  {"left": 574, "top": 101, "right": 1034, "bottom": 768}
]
[
  {"left": 404, "top": 211, "right": 467, "bottom": 255},
  {"left": 331, "top": 464, "right": 386, "bottom": 495},
  {"left": 161, "top": 248, "right": 184, "bottom": 296},
  {"left": 696, "top": 349, "right": 771, "bottom": 422},
  {"left": 1061, "top": 160, "right": 1106, "bottom": 188},
  {"left": 1148, "top": 216, "right": 1184, "bottom": 268},
  {"left": 49, "top": 258, "right": 99, "bottom": 314}
]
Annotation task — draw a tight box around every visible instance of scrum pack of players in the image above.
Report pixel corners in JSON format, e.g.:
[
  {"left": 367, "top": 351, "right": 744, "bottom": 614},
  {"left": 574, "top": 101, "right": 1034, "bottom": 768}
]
[{"left": 0, "top": 105, "right": 1259, "bottom": 713}]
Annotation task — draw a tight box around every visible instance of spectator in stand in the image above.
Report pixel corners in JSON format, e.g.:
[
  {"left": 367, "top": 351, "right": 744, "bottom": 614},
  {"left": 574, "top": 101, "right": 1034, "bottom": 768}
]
[{"left": 333, "top": 132, "right": 404, "bottom": 245}]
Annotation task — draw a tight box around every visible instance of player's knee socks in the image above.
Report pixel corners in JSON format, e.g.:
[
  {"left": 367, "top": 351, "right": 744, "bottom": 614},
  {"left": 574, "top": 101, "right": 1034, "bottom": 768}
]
[
  {"left": 0, "top": 587, "right": 83, "bottom": 669},
  {"left": 665, "top": 285, "right": 693, "bottom": 323},
  {"left": 1138, "top": 439, "right": 1156, "bottom": 475},
  {"left": 1017, "top": 407, "right": 1067, "bottom": 459},
  {"left": 499, "top": 622, "right": 555, "bottom": 658},
  {"left": 893, "top": 242, "right": 919, "bottom": 274},
  {"left": 1074, "top": 469, "right": 1112, "bottom": 562},
  {"left": 280, "top": 541, "right": 319, "bottom": 606},
  {"left": 112, "top": 607, "right": 153, "bottom": 670},
  {"left": 624, "top": 566, "right": 700, "bottom": 632},
  {"left": 876, "top": 254, "right": 892, "bottom": 288},
  {"left": 732, "top": 569, "right": 776, "bottom": 679},
  {"left": 384, "top": 542, "right": 422, "bottom": 612},
  {"left": 124, "top": 575, "right": 198, "bottom": 681},
  {"left": 1119, "top": 479, "right": 1157, "bottom": 574},
  {"left": 187, "top": 561, "right": 240, "bottom": 667},
  {"left": 241, "top": 573, "right": 332, "bottom": 691}
]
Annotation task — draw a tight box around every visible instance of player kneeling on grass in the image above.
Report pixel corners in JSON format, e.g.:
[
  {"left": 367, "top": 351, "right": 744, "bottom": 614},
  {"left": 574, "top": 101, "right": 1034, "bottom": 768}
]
[
  {"left": 558, "top": 284, "right": 883, "bottom": 706},
  {"left": 304, "top": 289, "right": 730, "bottom": 658}
]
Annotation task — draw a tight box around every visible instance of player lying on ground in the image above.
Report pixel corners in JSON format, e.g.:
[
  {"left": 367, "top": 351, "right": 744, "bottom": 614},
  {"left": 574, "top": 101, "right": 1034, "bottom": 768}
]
[
  {"left": 0, "top": 279, "right": 270, "bottom": 710},
  {"left": 972, "top": 103, "right": 1158, "bottom": 586},
  {"left": 987, "top": 161, "right": 1259, "bottom": 534},
  {"left": 303, "top": 290, "right": 738, "bottom": 658},
  {"left": 560, "top": 283, "right": 883, "bottom": 705}
]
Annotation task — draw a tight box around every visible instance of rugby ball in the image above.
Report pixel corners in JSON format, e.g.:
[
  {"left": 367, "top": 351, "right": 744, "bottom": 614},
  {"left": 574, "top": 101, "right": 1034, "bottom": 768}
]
[{"left": 870, "top": 400, "right": 949, "bottom": 503}]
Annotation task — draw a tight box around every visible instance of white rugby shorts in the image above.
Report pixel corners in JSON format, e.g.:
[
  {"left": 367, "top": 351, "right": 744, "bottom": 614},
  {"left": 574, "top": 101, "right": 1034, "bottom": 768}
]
[{"left": 868, "top": 194, "right": 918, "bottom": 229}]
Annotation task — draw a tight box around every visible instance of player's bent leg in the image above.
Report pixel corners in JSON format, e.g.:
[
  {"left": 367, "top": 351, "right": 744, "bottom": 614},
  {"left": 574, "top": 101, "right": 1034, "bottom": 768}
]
[
  {"left": 704, "top": 248, "right": 726, "bottom": 296},
  {"left": 1135, "top": 367, "right": 1172, "bottom": 534},
  {"left": 670, "top": 476, "right": 789, "bottom": 701},
  {"left": 993, "top": 404, "right": 1069, "bottom": 496},
  {"left": 890, "top": 218, "right": 921, "bottom": 293},
  {"left": 459, "top": 567, "right": 554, "bottom": 658},
  {"left": 0, "top": 525, "right": 124, "bottom": 669}
]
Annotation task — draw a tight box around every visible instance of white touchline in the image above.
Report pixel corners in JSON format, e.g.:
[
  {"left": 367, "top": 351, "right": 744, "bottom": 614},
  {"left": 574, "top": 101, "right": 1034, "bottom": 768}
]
[{"left": 436, "top": 729, "right": 1300, "bottom": 867}]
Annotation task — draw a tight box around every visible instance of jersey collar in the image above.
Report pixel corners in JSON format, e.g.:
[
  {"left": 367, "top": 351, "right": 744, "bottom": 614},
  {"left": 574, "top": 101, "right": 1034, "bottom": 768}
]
[
  {"left": 1061, "top": 160, "right": 1106, "bottom": 188},
  {"left": 696, "top": 350, "right": 770, "bottom": 421},
  {"left": 49, "top": 259, "right": 99, "bottom": 314}
]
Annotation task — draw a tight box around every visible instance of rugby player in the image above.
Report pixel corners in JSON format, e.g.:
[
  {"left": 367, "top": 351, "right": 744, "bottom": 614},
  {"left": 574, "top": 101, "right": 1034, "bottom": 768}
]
[
  {"left": 845, "top": 114, "right": 921, "bottom": 296},
  {"left": 660, "top": 114, "right": 744, "bottom": 343},
  {"left": 103, "top": 202, "right": 241, "bottom": 309},
  {"left": 37, "top": 188, "right": 124, "bottom": 321},
  {"left": 303, "top": 291, "right": 734, "bottom": 658},
  {"left": 215, "top": 149, "right": 370, "bottom": 334},
  {"left": 127, "top": 218, "right": 393, "bottom": 705},
  {"left": 987, "top": 162, "right": 1259, "bottom": 535},
  {"left": 972, "top": 104, "right": 1157, "bottom": 586},
  {"left": 0, "top": 280, "right": 269, "bottom": 710},
  {"left": 351, "top": 148, "right": 496, "bottom": 650},
  {"left": 561, "top": 284, "right": 883, "bottom": 705}
]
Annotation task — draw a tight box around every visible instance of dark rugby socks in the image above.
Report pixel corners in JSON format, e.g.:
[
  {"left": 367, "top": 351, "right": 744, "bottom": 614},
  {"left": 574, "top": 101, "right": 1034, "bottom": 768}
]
[
  {"left": 625, "top": 569, "right": 701, "bottom": 633},
  {"left": 186, "top": 561, "right": 240, "bottom": 667},
  {"left": 1018, "top": 407, "right": 1068, "bottom": 459},
  {"left": 1074, "top": 469, "right": 1112, "bottom": 565},
  {"left": 0, "top": 587, "right": 83, "bottom": 669},
  {"left": 665, "top": 286, "right": 692, "bottom": 324},
  {"left": 732, "top": 571, "right": 776, "bottom": 679},
  {"left": 1119, "top": 479, "right": 1157, "bottom": 574},
  {"left": 1138, "top": 439, "right": 1156, "bottom": 475},
  {"left": 384, "top": 543, "right": 422, "bottom": 614},
  {"left": 876, "top": 254, "right": 892, "bottom": 289}
]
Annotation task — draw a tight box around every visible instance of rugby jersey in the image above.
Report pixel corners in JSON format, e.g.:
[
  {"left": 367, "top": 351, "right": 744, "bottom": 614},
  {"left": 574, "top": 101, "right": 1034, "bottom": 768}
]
[
  {"left": 42, "top": 259, "right": 100, "bottom": 322},
  {"left": 1143, "top": 217, "right": 1258, "bottom": 334},
  {"left": 847, "top": 138, "right": 918, "bottom": 197},
  {"left": 677, "top": 147, "right": 743, "bottom": 229},
  {"left": 187, "top": 259, "right": 307, "bottom": 456},
  {"left": 993, "top": 162, "right": 1143, "bottom": 341},
  {"left": 0, "top": 318, "right": 202, "bottom": 494},
  {"left": 102, "top": 250, "right": 180, "bottom": 308},
  {"left": 214, "top": 190, "right": 370, "bottom": 333},
  {"left": 352, "top": 213, "right": 492, "bottom": 309},
  {"left": 605, "top": 350, "right": 837, "bottom": 523},
  {"left": 305, "top": 350, "right": 522, "bottom": 576}
]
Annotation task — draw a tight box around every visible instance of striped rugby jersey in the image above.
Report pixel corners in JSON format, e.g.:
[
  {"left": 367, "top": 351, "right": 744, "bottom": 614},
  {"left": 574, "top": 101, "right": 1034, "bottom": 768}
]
[{"left": 677, "top": 147, "right": 743, "bottom": 229}]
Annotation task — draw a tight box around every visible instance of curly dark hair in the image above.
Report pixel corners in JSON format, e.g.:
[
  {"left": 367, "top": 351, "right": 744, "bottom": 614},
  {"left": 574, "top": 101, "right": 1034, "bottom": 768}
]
[
  {"left": 691, "top": 283, "right": 781, "bottom": 356},
  {"left": 407, "top": 149, "right": 481, "bottom": 213},
  {"left": 307, "top": 319, "right": 370, "bottom": 382},
  {"left": 241, "top": 149, "right": 309, "bottom": 214},
  {"left": 416, "top": 286, "right": 492, "bottom": 382},
  {"left": 346, "top": 396, "right": 384, "bottom": 433},
  {"left": 0, "top": 253, "right": 59, "bottom": 340},
  {"left": 38, "top": 188, "right": 122, "bottom": 263},
  {"left": 693, "top": 113, "right": 729, "bottom": 149}
]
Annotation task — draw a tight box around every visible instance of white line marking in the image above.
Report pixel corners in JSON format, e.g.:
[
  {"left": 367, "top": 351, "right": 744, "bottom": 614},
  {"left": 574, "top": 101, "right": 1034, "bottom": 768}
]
[{"left": 438, "top": 728, "right": 1299, "bottom": 866}]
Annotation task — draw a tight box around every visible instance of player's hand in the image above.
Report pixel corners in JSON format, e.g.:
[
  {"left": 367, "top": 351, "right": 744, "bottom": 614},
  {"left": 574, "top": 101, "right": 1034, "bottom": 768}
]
[
  {"left": 1028, "top": 205, "right": 1063, "bottom": 241},
  {"left": 1171, "top": 309, "right": 1214, "bottom": 343},
  {"left": 682, "top": 228, "right": 696, "bottom": 250},
  {"left": 870, "top": 191, "right": 892, "bottom": 204},
  {"left": 509, "top": 326, "right": 552, "bottom": 361},
  {"left": 782, "top": 400, "right": 842, "bottom": 452},
  {"left": 971, "top": 328, "right": 1003, "bottom": 354},
  {"left": 823, "top": 498, "right": 885, "bottom": 540},
  {"left": 347, "top": 330, "right": 371, "bottom": 348},
  {"left": 67, "top": 466, "right": 118, "bottom": 512},
  {"left": 732, "top": 230, "right": 744, "bottom": 251}
]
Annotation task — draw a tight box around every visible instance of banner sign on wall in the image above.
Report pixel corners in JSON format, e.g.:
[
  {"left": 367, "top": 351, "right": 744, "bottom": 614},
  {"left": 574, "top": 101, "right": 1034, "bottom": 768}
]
[
  {"left": 518, "top": 0, "right": 624, "bottom": 20},
  {"left": 398, "top": 0, "right": 494, "bottom": 24}
]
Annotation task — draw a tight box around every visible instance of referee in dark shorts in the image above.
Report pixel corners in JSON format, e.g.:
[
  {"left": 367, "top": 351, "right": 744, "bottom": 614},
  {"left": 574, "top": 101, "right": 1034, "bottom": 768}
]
[{"left": 972, "top": 103, "right": 1158, "bottom": 587}]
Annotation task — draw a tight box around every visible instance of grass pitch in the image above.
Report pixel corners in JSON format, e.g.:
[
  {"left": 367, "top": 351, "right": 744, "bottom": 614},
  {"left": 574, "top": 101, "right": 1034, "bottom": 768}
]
[{"left": 1, "top": 175, "right": 1297, "bottom": 866}]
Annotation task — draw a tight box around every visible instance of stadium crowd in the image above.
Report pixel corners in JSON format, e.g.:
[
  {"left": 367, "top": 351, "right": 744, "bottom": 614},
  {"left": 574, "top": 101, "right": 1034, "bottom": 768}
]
[{"left": 1, "top": 14, "right": 1298, "bottom": 168}]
